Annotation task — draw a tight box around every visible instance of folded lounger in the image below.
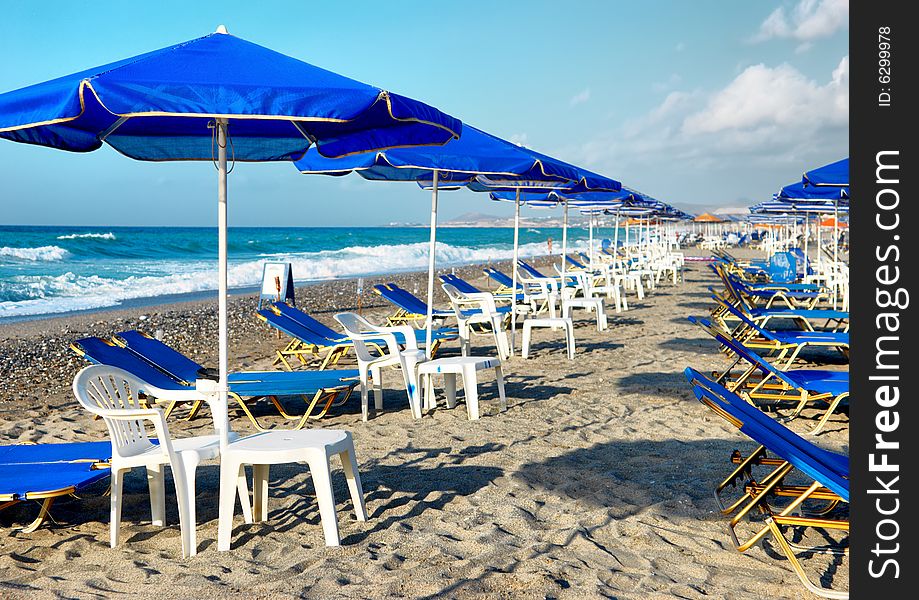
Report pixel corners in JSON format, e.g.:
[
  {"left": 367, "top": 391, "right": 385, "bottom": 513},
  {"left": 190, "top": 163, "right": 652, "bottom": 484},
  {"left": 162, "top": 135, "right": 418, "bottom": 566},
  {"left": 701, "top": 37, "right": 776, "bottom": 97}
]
[
  {"left": 72, "top": 336, "right": 358, "bottom": 430},
  {"left": 684, "top": 367, "right": 849, "bottom": 599},
  {"left": 689, "top": 316, "right": 849, "bottom": 434},
  {"left": 1, "top": 441, "right": 112, "bottom": 532},
  {"left": 482, "top": 267, "right": 523, "bottom": 292},
  {"left": 373, "top": 283, "right": 454, "bottom": 328}
]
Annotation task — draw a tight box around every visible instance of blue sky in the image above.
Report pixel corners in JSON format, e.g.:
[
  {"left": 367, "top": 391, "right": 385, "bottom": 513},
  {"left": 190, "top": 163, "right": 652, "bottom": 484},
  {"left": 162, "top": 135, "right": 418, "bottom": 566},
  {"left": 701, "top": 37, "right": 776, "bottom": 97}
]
[{"left": 0, "top": 0, "right": 848, "bottom": 226}]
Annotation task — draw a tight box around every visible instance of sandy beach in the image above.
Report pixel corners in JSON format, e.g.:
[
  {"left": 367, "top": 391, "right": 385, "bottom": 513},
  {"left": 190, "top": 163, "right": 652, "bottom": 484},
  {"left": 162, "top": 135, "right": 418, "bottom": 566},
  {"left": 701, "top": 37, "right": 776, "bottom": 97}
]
[{"left": 0, "top": 252, "right": 848, "bottom": 599}]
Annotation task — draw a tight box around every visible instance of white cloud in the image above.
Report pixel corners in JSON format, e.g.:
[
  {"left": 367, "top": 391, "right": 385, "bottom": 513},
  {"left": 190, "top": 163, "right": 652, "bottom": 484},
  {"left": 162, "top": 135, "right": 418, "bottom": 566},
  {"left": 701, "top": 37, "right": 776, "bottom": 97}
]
[
  {"left": 569, "top": 88, "right": 591, "bottom": 107},
  {"left": 683, "top": 56, "right": 848, "bottom": 135},
  {"left": 753, "top": 0, "right": 848, "bottom": 43},
  {"left": 556, "top": 56, "right": 849, "bottom": 210}
]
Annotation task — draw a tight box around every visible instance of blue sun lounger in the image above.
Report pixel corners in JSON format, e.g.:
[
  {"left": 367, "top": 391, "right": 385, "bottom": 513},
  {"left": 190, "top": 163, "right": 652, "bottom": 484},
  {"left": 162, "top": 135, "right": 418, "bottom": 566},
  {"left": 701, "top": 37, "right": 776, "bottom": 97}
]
[
  {"left": 516, "top": 260, "right": 579, "bottom": 292},
  {"left": 712, "top": 279, "right": 847, "bottom": 332},
  {"left": 715, "top": 299, "right": 849, "bottom": 367},
  {"left": 711, "top": 263, "right": 827, "bottom": 310},
  {"left": 483, "top": 267, "right": 522, "bottom": 292},
  {"left": 684, "top": 367, "right": 848, "bottom": 599},
  {"left": 259, "top": 304, "right": 456, "bottom": 369},
  {"left": 72, "top": 336, "right": 359, "bottom": 430},
  {"left": 689, "top": 316, "right": 849, "bottom": 434},
  {"left": 257, "top": 308, "right": 359, "bottom": 369},
  {"left": 1, "top": 441, "right": 112, "bottom": 532},
  {"left": 438, "top": 274, "right": 518, "bottom": 310},
  {"left": 373, "top": 283, "right": 454, "bottom": 327},
  {"left": 272, "top": 301, "right": 457, "bottom": 348}
]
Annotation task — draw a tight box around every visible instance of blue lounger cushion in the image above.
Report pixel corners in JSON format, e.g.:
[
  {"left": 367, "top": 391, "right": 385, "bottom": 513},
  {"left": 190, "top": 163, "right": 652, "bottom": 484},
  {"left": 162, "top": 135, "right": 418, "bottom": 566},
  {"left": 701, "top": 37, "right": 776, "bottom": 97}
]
[
  {"left": 77, "top": 335, "right": 359, "bottom": 394},
  {"left": 259, "top": 309, "right": 456, "bottom": 349},
  {"left": 1, "top": 442, "right": 112, "bottom": 501},
  {"left": 717, "top": 301, "right": 849, "bottom": 346},
  {"left": 373, "top": 283, "right": 453, "bottom": 317},
  {"left": 0, "top": 441, "right": 112, "bottom": 465},
  {"left": 1, "top": 462, "right": 110, "bottom": 499},
  {"left": 72, "top": 337, "right": 187, "bottom": 390},
  {"left": 697, "top": 318, "right": 849, "bottom": 397}
]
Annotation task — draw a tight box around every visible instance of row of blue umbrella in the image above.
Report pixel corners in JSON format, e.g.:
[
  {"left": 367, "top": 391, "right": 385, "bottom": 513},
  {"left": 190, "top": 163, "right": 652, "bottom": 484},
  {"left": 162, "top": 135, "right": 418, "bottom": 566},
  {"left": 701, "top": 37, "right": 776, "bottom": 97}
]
[
  {"left": 747, "top": 159, "right": 849, "bottom": 296},
  {"left": 0, "top": 28, "right": 667, "bottom": 442}
]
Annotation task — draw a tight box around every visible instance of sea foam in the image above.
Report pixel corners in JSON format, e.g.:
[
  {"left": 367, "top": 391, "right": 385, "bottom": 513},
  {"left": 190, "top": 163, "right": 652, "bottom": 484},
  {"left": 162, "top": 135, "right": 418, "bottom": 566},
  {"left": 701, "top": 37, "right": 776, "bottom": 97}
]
[
  {"left": 56, "top": 232, "right": 117, "bottom": 240},
  {"left": 0, "top": 245, "right": 70, "bottom": 262},
  {"left": 0, "top": 239, "right": 586, "bottom": 318}
]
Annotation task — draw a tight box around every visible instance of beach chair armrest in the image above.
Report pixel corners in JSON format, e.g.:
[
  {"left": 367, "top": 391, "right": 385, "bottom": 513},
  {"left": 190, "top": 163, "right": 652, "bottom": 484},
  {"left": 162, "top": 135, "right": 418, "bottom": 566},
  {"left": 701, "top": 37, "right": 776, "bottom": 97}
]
[{"left": 382, "top": 324, "right": 420, "bottom": 351}]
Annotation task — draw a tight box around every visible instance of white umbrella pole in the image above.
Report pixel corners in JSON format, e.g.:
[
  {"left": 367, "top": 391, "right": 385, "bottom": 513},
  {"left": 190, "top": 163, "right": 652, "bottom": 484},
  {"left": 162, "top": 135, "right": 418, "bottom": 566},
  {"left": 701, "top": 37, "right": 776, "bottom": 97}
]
[
  {"left": 816, "top": 215, "right": 822, "bottom": 270},
  {"left": 510, "top": 189, "right": 521, "bottom": 355},
  {"left": 561, "top": 200, "right": 569, "bottom": 274},
  {"left": 613, "top": 210, "right": 620, "bottom": 256},
  {"left": 588, "top": 213, "right": 594, "bottom": 264},
  {"left": 804, "top": 216, "right": 810, "bottom": 280},
  {"left": 216, "top": 119, "right": 230, "bottom": 449},
  {"left": 833, "top": 199, "right": 839, "bottom": 309},
  {"left": 425, "top": 170, "right": 439, "bottom": 359}
]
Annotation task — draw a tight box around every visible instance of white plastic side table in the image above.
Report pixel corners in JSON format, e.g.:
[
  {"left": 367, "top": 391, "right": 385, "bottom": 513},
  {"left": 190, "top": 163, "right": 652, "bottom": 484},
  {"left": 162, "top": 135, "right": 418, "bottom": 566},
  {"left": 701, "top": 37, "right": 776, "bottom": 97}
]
[{"left": 416, "top": 356, "right": 507, "bottom": 420}]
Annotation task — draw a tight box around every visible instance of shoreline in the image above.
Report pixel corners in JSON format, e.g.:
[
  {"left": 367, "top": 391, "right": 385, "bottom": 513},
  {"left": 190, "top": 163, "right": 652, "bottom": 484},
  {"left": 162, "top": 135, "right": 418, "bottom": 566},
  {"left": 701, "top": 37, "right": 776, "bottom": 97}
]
[{"left": 0, "top": 254, "right": 563, "bottom": 406}]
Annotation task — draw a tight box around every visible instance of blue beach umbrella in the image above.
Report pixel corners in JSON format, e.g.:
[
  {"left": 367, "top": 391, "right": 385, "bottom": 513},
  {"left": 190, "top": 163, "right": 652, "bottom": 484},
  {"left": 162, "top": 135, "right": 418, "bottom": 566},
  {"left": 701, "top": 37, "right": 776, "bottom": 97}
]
[
  {"left": 803, "top": 158, "right": 849, "bottom": 188},
  {"left": 781, "top": 160, "right": 849, "bottom": 274},
  {"left": 777, "top": 181, "right": 848, "bottom": 202},
  {"left": 0, "top": 27, "right": 462, "bottom": 485},
  {"left": 296, "top": 125, "right": 617, "bottom": 356}
]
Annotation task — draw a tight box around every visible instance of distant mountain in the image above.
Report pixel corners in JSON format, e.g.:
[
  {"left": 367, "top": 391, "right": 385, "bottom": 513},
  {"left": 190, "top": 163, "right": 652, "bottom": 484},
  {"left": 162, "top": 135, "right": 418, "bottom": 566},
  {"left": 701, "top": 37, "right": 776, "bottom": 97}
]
[
  {"left": 713, "top": 206, "right": 750, "bottom": 216},
  {"left": 445, "top": 212, "right": 503, "bottom": 223}
]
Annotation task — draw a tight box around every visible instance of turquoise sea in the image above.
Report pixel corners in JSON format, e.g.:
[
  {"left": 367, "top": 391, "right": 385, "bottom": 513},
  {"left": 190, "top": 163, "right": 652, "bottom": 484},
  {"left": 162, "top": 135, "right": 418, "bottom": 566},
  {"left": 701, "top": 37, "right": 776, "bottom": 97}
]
[{"left": 0, "top": 225, "right": 612, "bottom": 321}]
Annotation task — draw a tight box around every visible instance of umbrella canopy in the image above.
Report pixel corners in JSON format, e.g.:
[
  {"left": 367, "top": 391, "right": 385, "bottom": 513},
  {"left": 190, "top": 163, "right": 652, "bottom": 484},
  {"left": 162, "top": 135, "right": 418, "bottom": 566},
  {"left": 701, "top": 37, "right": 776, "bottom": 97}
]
[
  {"left": 803, "top": 158, "right": 849, "bottom": 188},
  {"left": 0, "top": 29, "right": 461, "bottom": 159},
  {"left": 692, "top": 212, "right": 724, "bottom": 223},
  {"left": 777, "top": 181, "right": 848, "bottom": 202},
  {"left": 0, "top": 27, "right": 463, "bottom": 512},
  {"left": 820, "top": 217, "right": 848, "bottom": 228},
  {"left": 294, "top": 124, "right": 597, "bottom": 357},
  {"left": 489, "top": 188, "right": 638, "bottom": 207},
  {"left": 295, "top": 124, "right": 581, "bottom": 188}
]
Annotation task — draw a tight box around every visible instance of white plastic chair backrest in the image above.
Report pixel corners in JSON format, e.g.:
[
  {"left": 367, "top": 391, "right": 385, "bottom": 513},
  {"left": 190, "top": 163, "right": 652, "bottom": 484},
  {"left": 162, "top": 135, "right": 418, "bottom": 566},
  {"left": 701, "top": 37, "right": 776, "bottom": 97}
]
[
  {"left": 72, "top": 364, "right": 179, "bottom": 465},
  {"left": 335, "top": 312, "right": 417, "bottom": 360},
  {"left": 334, "top": 312, "right": 384, "bottom": 364},
  {"left": 441, "top": 283, "right": 497, "bottom": 319}
]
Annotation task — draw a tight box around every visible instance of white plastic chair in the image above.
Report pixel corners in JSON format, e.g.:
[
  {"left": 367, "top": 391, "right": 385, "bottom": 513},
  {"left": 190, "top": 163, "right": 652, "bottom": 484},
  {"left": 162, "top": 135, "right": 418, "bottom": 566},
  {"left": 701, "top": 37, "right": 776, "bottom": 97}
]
[
  {"left": 441, "top": 283, "right": 510, "bottom": 360},
  {"left": 72, "top": 365, "right": 250, "bottom": 558},
  {"left": 334, "top": 312, "right": 423, "bottom": 420}
]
